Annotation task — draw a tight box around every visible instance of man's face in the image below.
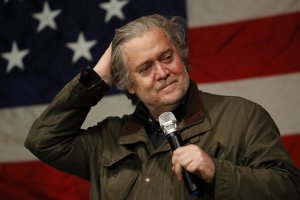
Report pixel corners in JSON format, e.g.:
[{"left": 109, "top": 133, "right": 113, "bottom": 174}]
[{"left": 123, "top": 27, "right": 190, "bottom": 117}]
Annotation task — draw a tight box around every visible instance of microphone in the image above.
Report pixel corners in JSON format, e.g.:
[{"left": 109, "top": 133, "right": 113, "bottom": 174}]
[{"left": 159, "top": 112, "right": 202, "bottom": 196}]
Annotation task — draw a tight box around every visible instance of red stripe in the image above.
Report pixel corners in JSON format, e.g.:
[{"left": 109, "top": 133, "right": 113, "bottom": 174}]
[
  {"left": 0, "top": 134, "right": 299, "bottom": 199},
  {"left": 281, "top": 133, "right": 300, "bottom": 169},
  {"left": 0, "top": 162, "right": 89, "bottom": 200},
  {"left": 188, "top": 12, "right": 300, "bottom": 83}
]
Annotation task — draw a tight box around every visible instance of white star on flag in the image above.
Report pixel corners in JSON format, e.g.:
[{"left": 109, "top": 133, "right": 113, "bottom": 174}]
[
  {"left": 1, "top": 42, "right": 29, "bottom": 73},
  {"left": 99, "top": 0, "right": 129, "bottom": 23},
  {"left": 33, "top": 2, "right": 62, "bottom": 32},
  {"left": 66, "top": 32, "right": 97, "bottom": 63}
]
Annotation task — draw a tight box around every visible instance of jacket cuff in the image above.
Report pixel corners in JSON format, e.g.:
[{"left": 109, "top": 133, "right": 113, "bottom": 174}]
[
  {"left": 56, "top": 73, "right": 110, "bottom": 107},
  {"left": 213, "top": 159, "right": 234, "bottom": 199},
  {"left": 79, "top": 66, "right": 110, "bottom": 91}
]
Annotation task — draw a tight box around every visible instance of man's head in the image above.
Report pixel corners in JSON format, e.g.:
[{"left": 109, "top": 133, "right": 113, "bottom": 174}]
[{"left": 111, "top": 14, "right": 190, "bottom": 117}]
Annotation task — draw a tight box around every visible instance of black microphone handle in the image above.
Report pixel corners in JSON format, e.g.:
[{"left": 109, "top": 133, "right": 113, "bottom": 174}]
[{"left": 167, "top": 132, "right": 202, "bottom": 196}]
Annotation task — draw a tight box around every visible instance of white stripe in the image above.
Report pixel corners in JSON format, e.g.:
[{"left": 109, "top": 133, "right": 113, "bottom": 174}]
[
  {"left": 187, "top": 0, "right": 300, "bottom": 27},
  {"left": 0, "top": 95, "right": 134, "bottom": 162},
  {"left": 0, "top": 105, "right": 44, "bottom": 162},
  {"left": 82, "top": 94, "right": 135, "bottom": 128},
  {"left": 199, "top": 72, "right": 300, "bottom": 135},
  {"left": 1, "top": 73, "right": 299, "bottom": 162}
]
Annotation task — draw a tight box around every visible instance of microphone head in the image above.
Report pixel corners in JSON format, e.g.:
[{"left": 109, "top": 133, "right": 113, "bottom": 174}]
[{"left": 158, "top": 112, "right": 178, "bottom": 135}]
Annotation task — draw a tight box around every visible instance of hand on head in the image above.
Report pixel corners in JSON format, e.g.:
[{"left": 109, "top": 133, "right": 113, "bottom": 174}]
[{"left": 94, "top": 44, "right": 113, "bottom": 86}]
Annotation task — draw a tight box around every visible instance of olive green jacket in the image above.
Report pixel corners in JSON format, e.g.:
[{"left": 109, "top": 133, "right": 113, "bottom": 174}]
[{"left": 25, "top": 75, "right": 300, "bottom": 200}]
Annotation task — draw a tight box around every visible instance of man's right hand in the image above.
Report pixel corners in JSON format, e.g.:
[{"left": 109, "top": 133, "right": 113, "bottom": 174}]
[{"left": 93, "top": 44, "right": 113, "bottom": 86}]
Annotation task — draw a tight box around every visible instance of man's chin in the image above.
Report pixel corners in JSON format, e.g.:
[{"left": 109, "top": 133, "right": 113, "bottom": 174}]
[{"left": 159, "top": 95, "right": 182, "bottom": 107}]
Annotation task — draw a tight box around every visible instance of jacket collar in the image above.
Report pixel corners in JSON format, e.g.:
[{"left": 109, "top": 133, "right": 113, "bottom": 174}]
[{"left": 118, "top": 80, "right": 212, "bottom": 146}]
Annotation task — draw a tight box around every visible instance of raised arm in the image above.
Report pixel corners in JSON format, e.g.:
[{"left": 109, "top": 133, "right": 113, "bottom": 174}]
[{"left": 24, "top": 45, "right": 112, "bottom": 179}]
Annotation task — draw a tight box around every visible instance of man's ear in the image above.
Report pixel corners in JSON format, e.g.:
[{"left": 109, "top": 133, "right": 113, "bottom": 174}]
[{"left": 127, "top": 86, "right": 135, "bottom": 94}]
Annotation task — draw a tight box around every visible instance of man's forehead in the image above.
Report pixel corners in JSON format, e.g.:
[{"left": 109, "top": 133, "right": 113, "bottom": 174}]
[{"left": 123, "top": 28, "right": 173, "bottom": 59}]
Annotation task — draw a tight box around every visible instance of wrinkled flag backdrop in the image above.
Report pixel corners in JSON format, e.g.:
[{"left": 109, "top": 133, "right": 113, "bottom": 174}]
[{"left": 0, "top": 0, "right": 299, "bottom": 199}]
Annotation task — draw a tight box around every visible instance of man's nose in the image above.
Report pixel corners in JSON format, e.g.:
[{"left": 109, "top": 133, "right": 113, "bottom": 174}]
[{"left": 155, "top": 62, "right": 169, "bottom": 80}]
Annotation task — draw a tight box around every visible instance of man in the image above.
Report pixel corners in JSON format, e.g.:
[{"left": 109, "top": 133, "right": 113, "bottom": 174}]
[{"left": 25, "top": 14, "right": 300, "bottom": 199}]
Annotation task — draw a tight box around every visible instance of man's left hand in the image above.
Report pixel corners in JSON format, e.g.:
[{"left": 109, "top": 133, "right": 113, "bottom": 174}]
[{"left": 171, "top": 144, "right": 215, "bottom": 183}]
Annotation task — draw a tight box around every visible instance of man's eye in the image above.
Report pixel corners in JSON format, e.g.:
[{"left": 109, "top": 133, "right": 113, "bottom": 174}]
[
  {"left": 162, "top": 54, "right": 173, "bottom": 63},
  {"left": 139, "top": 65, "right": 152, "bottom": 75}
]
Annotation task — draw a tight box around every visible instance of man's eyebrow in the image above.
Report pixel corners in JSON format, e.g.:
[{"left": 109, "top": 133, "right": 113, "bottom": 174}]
[
  {"left": 160, "top": 49, "right": 173, "bottom": 57},
  {"left": 135, "top": 60, "right": 152, "bottom": 71},
  {"left": 162, "top": 48, "right": 173, "bottom": 54},
  {"left": 135, "top": 48, "right": 173, "bottom": 70}
]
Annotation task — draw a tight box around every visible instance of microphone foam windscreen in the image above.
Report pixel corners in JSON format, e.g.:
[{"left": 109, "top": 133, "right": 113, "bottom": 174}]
[{"left": 158, "top": 112, "right": 177, "bottom": 126}]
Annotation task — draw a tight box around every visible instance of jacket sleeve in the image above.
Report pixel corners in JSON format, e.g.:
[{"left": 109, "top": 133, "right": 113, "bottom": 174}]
[
  {"left": 213, "top": 102, "right": 300, "bottom": 200},
  {"left": 24, "top": 74, "right": 109, "bottom": 180}
]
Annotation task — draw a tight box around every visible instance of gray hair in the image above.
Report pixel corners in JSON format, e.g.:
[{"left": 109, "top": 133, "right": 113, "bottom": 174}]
[{"left": 111, "top": 14, "right": 189, "bottom": 90}]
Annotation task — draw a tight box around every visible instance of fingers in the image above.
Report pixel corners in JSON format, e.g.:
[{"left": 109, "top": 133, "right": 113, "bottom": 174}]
[
  {"left": 172, "top": 146, "right": 195, "bottom": 179},
  {"left": 171, "top": 144, "right": 216, "bottom": 183},
  {"left": 172, "top": 163, "right": 183, "bottom": 181},
  {"left": 94, "top": 44, "right": 113, "bottom": 86}
]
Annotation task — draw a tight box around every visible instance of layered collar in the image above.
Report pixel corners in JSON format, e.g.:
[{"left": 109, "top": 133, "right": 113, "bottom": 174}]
[{"left": 118, "top": 79, "right": 212, "bottom": 149}]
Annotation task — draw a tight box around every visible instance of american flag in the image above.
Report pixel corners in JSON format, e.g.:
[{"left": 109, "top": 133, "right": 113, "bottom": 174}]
[{"left": 0, "top": 0, "right": 299, "bottom": 199}]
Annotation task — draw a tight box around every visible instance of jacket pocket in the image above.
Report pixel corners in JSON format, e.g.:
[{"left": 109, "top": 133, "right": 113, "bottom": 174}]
[{"left": 101, "top": 153, "right": 139, "bottom": 199}]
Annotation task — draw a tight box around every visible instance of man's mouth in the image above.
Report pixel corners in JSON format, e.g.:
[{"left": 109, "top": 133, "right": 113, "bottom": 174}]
[{"left": 158, "top": 79, "right": 177, "bottom": 91}]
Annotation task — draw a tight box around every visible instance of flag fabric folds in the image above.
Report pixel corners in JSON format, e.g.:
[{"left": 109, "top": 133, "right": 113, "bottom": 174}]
[{"left": 0, "top": 0, "right": 299, "bottom": 199}]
